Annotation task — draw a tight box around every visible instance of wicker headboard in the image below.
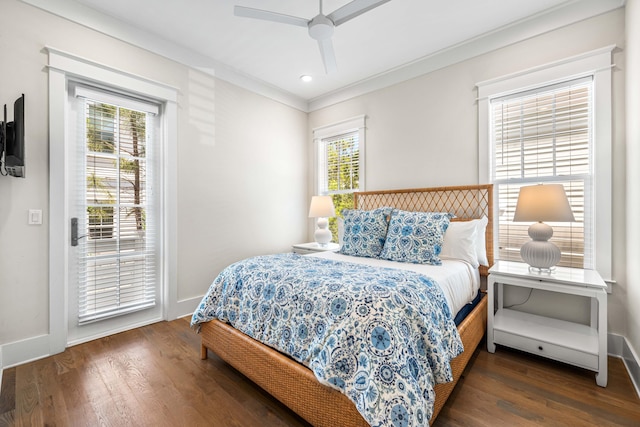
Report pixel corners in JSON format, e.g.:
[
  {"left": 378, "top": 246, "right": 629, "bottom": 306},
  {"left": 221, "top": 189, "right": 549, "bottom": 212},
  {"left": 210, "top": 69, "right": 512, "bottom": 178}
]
[{"left": 354, "top": 184, "right": 493, "bottom": 276}]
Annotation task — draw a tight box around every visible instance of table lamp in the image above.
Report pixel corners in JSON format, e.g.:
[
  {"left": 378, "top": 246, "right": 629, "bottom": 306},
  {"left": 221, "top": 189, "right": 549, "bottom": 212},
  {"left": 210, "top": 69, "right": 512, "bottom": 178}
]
[
  {"left": 308, "top": 195, "right": 335, "bottom": 247},
  {"left": 513, "top": 184, "right": 575, "bottom": 271}
]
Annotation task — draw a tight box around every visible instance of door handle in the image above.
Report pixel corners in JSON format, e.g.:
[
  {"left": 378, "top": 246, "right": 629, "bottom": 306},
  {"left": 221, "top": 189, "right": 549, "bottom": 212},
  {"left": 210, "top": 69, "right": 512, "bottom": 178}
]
[{"left": 71, "top": 217, "right": 86, "bottom": 247}]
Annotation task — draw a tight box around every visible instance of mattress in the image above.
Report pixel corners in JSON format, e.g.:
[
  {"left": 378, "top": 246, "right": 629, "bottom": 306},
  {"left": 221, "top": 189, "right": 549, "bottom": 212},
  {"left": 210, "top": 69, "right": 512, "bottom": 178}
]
[{"left": 307, "top": 250, "right": 481, "bottom": 316}]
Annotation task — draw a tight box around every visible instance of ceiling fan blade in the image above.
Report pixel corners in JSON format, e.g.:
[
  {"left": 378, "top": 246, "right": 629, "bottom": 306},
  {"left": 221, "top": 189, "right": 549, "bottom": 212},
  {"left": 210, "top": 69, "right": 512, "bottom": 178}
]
[
  {"left": 327, "top": 0, "right": 391, "bottom": 26},
  {"left": 234, "top": 6, "right": 308, "bottom": 27},
  {"left": 317, "top": 38, "right": 337, "bottom": 74}
]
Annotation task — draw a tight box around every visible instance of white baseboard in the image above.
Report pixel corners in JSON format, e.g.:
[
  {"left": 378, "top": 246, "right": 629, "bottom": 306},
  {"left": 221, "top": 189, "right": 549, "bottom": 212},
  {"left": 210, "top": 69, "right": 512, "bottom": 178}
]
[
  {"left": 0, "top": 333, "right": 51, "bottom": 370},
  {"left": 169, "top": 296, "right": 202, "bottom": 320},
  {"left": 608, "top": 333, "right": 640, "bottom": 398},
  {"left": 0, "top": 296, "right": 204, "bottom": 373},
  {"left": 0, "top": 345, "right": 3, "bottom": 395},
  {"left": 623, "top": 346, "right": 640, "bottom": 398}
]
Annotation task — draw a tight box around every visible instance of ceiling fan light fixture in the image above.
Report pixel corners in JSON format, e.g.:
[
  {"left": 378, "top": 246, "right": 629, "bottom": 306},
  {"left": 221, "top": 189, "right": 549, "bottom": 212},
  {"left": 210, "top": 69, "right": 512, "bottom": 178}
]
[{"left": 308, "top": 15, "right": 334, "bottom": 40}]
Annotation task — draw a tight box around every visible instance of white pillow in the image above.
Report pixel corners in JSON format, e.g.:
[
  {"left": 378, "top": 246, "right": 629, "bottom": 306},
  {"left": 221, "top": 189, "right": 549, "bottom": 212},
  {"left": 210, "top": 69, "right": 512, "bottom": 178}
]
[
  {"left": 473, "top": 216, "right": 489, "bottom": 267},
  {"left": 440, "top": 220, "right": 479, "bottom": 268}
]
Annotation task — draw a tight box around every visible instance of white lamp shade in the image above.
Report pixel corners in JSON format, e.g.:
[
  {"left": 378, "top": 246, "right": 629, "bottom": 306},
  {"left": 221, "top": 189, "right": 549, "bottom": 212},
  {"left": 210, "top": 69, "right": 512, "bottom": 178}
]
[
  {"left": 513, "top": 184, "right": 575, "bottom": 223},
  {"left": 308, "top": 196, "right": 335, "bottom": 218},
  {"left": 513, "top": 184, "right": 574, "bottom": 270}
]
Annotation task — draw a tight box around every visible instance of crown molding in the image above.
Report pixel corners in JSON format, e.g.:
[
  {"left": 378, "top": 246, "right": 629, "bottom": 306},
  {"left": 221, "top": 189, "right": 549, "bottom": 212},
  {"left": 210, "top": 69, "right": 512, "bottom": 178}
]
[
  {"left": 308, "top": 0, "right": 625, "bottom": 111},
  {"left": 20, "top": 0, "right": 309, "bottom": 111},
  {"left": 20, "top": 0, "right": 625, "bottom": 113}
]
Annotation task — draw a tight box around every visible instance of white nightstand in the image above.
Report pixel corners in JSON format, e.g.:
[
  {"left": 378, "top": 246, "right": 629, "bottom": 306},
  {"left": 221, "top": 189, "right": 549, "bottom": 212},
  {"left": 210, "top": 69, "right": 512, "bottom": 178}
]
[
  {"left": 292, "top": 242, "right": 340, "bottom": 254},
  {"left": 487, "top": 260, "right": 608, "bottom": 387}
]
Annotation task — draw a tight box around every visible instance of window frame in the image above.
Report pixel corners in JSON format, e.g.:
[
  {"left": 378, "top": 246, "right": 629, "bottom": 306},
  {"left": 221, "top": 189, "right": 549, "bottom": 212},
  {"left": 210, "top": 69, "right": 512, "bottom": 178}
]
[
  {"left": 312, "top": 115, "right": 366, "bottom": 241},
  {"left": 477, "top": 46, "right": 613, "bottom": 280},
  {"left": 313, "top": 115, "right": 366, "bottom": 196}
]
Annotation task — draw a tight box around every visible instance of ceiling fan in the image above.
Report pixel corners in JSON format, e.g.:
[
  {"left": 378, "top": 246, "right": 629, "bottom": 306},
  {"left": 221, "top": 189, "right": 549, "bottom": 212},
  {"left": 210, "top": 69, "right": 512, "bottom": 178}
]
[{"left": 234, "top": 0, "right": 391, "bottom": 74}]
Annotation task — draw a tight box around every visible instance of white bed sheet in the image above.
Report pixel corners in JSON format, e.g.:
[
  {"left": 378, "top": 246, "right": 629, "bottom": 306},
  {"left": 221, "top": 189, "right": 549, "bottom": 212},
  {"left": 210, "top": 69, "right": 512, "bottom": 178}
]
[{"left": 307, "top": 251, "right": 480, "bottom": 316}]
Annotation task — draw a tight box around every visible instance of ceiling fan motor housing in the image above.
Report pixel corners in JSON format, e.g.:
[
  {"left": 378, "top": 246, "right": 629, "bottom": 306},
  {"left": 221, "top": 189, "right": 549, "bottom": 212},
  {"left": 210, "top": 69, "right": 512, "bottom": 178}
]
[{"left": 308, "top": 15, "right": 334, "bottom": 40}]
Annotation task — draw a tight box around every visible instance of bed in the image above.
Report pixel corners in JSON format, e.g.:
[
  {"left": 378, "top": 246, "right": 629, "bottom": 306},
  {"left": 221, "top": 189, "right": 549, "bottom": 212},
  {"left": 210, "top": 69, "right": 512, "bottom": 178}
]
[{"left": 192, "top": 184, "right": 493, "bottom": 426}]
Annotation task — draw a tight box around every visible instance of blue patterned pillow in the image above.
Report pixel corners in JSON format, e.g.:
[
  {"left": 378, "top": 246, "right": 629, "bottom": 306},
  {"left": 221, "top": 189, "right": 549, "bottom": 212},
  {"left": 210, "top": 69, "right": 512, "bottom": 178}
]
[
  {"left": 380, "top": 211, "right": 453, "bottom": 265},
  {"left": 339, "top": 207, "right": 393, "bottom": 258}
]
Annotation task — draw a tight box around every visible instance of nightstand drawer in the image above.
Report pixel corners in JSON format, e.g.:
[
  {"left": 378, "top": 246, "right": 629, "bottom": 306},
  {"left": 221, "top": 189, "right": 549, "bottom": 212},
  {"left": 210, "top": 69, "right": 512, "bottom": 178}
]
[{"left": 494, "top": 329, "right": 599, "bottom": 370}]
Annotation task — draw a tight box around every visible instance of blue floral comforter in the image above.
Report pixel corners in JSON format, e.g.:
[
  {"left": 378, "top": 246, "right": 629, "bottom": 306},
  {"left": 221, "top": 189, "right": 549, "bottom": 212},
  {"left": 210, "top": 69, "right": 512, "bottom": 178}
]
[{"left": 191, "top": 253, "right": 463, "bottom": 426}]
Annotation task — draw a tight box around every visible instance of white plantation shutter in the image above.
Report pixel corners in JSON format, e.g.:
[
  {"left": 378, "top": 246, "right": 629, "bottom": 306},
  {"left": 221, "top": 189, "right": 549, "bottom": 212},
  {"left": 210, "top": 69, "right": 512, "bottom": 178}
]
[
  {"left": 491, "top": 77, "right": 593, "bottom": 268},
  {"left": 76, "top": 88, "right": 159, "bottom": 324}
]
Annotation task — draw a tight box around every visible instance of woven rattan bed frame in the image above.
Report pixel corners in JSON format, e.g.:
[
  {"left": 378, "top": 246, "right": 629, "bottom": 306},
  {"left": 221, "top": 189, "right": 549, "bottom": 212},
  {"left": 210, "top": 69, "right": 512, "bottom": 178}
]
[{"left": 200, "top": 184, "right": 493, "bottom": 426}]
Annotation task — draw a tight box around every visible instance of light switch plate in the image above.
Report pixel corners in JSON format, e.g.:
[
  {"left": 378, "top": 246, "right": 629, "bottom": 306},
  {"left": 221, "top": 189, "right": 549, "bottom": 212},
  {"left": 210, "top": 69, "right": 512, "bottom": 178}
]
[{"left": 28, "top": 209, "right": 43, "bottom": 225}]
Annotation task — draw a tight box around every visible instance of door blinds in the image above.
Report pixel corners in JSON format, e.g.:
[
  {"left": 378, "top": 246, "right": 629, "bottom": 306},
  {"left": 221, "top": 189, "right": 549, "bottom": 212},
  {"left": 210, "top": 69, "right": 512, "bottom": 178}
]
[
  {"left": 490, "top": 76, "right": 593, "bottom": 269},
  {"left": 76, "top": 87, "right": 159, "bottom": 324}
]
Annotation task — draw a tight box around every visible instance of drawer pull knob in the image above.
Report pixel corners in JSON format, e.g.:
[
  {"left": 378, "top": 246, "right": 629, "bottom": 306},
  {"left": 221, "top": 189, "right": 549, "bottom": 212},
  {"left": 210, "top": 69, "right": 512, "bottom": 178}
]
[{"left": 538, "top": 346, "right": 543, "bottom": 351}]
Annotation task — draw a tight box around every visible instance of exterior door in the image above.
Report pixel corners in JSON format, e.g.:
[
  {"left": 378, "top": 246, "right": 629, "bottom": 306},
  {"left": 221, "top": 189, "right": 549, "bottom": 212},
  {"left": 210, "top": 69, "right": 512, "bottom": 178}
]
[{"left": 67, "top": 82, "right": 163, "bottom": 345}]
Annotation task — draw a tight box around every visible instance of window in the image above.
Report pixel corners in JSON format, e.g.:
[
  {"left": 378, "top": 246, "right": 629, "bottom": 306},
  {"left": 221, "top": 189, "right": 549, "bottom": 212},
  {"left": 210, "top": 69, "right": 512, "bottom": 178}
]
[
  {"left": 74, "top": 85, "right": 160, "bottom": 324},
  {"left": 313, "top": 116, "right": 366, "bottom": 241},
  {"left": 478, "top": 46, "right": 613, "bottom": 279},
  {"left": 491, "top": 78, "right": 592, "bottom": 268}
]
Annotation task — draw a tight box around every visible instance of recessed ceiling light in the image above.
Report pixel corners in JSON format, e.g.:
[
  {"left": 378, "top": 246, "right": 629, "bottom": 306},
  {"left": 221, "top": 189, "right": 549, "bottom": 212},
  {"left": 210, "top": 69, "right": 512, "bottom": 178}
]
[{"left": 300, "top": 75, "right": 313, "bottom": 83}]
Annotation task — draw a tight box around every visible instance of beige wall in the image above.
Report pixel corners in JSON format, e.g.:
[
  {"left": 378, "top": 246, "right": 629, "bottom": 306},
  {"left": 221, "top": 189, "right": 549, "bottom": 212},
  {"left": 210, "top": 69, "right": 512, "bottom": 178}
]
[
  {"left": 309, "top": 9, "right": 629, "bottom": 338},
  {"left": 626, "top": 0, "right": 640, "bottom": 360},
  {"left": 177, "top": 76, "right": 309, "bottom": 302},
  {"left": 0, "top": 0, "right": 308, "bottom": 347}
]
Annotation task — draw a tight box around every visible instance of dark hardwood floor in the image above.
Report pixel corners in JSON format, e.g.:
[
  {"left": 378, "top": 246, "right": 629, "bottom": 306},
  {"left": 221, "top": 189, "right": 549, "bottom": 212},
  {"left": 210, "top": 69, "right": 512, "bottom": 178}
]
[{"left": 1, "top": 318, "right": 638, "bottom": 426}]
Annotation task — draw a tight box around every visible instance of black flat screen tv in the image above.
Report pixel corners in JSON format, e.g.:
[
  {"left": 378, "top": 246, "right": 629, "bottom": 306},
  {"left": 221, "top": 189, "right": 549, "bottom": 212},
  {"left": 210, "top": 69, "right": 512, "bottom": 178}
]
[{"left": 1, "top": 94, "right": 25, "bottom": 178}]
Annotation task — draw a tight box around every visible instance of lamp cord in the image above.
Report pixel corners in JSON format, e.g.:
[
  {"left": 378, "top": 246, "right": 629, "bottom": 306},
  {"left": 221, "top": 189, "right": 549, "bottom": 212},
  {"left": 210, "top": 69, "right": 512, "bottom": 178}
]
[{"left": 504, "top": 288, "right": 534, "bottom": 309}]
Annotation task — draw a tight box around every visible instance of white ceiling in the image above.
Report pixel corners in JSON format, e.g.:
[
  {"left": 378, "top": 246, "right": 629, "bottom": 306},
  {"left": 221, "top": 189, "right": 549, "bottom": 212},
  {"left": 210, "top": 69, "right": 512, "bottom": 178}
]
[{"left": 24, "top": 0, "right": 624, "bottom": 111}]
